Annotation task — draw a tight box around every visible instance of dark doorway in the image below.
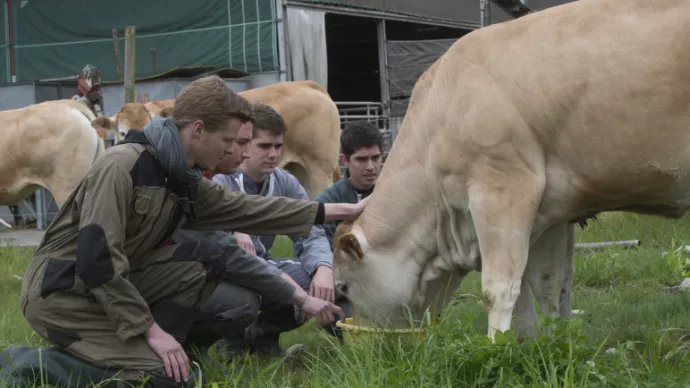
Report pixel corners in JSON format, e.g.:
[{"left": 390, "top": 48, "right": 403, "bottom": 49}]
[{"left": 325, "top": 13, "right": 381, "bottom": 102}]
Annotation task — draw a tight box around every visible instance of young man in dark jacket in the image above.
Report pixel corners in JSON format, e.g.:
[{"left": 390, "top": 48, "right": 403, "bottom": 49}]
[
  {"left": 317, "top": 120, "right": 384, "bottom": 249},
  {"left": 1, "top": 76, "right": 367, "bottom": 388},
  {"left": 315, "top": 120, "right": 384, "bottom": 336}
]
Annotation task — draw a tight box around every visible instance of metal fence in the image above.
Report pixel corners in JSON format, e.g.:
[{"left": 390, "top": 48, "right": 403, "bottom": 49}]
[{"left": 336, "top": 101, "right": 395, "bottom": 155}]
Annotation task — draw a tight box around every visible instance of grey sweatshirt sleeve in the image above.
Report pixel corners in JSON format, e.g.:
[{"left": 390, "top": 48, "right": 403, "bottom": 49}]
[
  {"left": 284, "top": 175, "right": 334, "bottom": 275},
  {"left": 171, "top": 229, "right": 294, "bottom": 304},
  {"left": 210, "top": 173, "right": 283, "bottom": 276}
]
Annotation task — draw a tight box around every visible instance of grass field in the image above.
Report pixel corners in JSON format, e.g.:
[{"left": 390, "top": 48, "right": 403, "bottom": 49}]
[{"left": 4, "top": 211, "right": 690, "bottom": 386}]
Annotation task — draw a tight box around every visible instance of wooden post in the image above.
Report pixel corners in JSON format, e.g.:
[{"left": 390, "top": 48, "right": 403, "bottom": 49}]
[
  {"left": 150, "top": 48, "right": 158, "bottom": 73},
  {"left": 112, "top": 29, "right": 123, "bottom": 81},
  {"left": 123, "top": 26, "right": 136, "bottom": 104}
]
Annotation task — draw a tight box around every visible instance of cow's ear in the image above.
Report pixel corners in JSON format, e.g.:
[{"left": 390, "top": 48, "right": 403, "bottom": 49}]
[
  {"left": 335, "top": 232, "right": 364, "bottom": 263},
  {"left": 159, "top": 107, "right": 173, "bottom": 118},
  {"left": 91, "top": 116, "right": 114, "bottom": 130}
]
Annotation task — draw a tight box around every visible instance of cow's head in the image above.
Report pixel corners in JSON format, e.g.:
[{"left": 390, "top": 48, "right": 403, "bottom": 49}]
[
  {"left": 91, "top": 103, "right": 173, "bottom": 141},
  {"left": 333, "top": 220, "right": 424, "bottom": 329}
]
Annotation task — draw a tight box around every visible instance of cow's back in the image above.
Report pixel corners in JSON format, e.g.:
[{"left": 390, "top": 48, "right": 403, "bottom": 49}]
[
  {"left": 239, "top": 81, "right": 341, "bottom": 196},
  {"left": 0, "top": 99, "right": 101, "bottom": 205},
  {"left": 398, "top": 0, "right": 690, "bottom": 221}
]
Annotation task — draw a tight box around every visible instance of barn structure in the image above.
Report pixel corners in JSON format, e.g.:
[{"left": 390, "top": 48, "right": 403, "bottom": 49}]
[{"left": 0, "top": 0, "right": 575, "bottom": 229}]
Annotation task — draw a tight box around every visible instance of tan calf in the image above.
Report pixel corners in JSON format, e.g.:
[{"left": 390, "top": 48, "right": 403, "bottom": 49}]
[
  {"left": 92, "top": 81, "right": 341, "bottom": 199},
  {"left": 0, "top": 99, "right": 104, "bottom": 209},
  {"left": 331, "top": 0, "right": 690, "bottom": 342}
]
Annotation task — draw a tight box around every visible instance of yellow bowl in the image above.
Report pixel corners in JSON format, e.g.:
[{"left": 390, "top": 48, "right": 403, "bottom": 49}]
[{"left": 335, "top": 317, "right": 429, "bottom": 345}]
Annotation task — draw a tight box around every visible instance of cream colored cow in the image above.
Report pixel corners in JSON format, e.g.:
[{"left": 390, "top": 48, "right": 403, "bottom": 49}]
[
  {"left": 331, "top": 0, "right": 690, "bottom": 342},
  {"left": 0, "top": 99, "right": 104, "bottom": 210},
  {"left": 92, "top": 80, "right": 341, "bottom": 199}
]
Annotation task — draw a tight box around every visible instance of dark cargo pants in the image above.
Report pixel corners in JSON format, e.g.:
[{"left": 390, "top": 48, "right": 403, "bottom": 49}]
[
  {"left": 187, "top": 257, "right": 351, "bottom": 354},
  {"left": 8, "top": 241, "right": 234, "bottom": 387},
  {"left": 170, "top": 230, "right": 351, "bottom": 353}
]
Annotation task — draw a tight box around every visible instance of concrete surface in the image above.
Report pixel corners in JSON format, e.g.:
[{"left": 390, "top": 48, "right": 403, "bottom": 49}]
[{"left": 0, "top": 229, "right": 45, "bottom": 247}]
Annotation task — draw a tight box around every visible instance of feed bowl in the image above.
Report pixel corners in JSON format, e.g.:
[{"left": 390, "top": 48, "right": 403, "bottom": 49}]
[{"left": 335, "top": 317, "right": 429, "bottom": 345}]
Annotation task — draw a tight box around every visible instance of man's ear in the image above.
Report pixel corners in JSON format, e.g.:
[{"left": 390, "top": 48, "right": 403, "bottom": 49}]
[
  {"left": 334, "top": 232, "right": 364, "bottom": 263},
  {"left": 159, "top": 107, "right": 173, "bottom": 118},
  {"left": 339, "top": 154, "right": 348, "bottom": 167}
]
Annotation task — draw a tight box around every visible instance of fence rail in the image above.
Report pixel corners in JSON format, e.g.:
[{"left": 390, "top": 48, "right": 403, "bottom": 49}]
[{"left": 335, "top": 101, "right": 395, "bottom": 155}]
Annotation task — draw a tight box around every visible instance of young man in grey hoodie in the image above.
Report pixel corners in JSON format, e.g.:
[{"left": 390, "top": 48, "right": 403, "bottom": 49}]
[{"left": 211, "top": 103, "right": 342, "bottom": 353}]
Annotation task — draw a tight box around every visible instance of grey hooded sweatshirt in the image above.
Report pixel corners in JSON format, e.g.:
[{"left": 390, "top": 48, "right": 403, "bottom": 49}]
[{"left": 212, "top": 167, "right": 333, "bottom": 276}]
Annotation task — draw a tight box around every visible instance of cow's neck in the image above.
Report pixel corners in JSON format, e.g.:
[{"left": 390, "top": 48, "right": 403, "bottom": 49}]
[
  {"left": 414, "top": 187, "right": 480, "bottom": 314},
  {"left": 355, "top": 131, "right": 481, "bottom": 314},
  {"left": 357, "top": 140, "right": 435, "bottom": 255}
]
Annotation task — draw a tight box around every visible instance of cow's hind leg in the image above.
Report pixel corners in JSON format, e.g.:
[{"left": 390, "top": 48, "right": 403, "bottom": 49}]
[
  {"left": 468, "top": 167, "right": 545, "bottom": 342},
  {"left": 558, "top": 223, "right": 574, "bottom": 320}
]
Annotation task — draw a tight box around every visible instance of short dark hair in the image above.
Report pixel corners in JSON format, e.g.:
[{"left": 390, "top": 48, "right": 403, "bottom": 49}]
[
  {"left": 340, "top": 121, "right": 383, "bottom": 159},
  {"left": 252, "top": 102, "right": 286, "bottom": 138}
]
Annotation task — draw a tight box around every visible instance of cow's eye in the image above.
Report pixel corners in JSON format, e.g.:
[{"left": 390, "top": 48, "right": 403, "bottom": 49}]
[{"left": 336, "top": 281, "right": 349, "bottom": 295}]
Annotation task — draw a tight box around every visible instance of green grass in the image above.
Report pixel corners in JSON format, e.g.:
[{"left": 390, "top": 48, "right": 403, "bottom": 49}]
[{"left": 5, "top": 212, "right": 690, "bottom": 386}]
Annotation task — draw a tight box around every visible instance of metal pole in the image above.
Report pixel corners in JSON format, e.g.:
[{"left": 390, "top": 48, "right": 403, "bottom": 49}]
[
  {"left": 124, "top": 26, "right": 136, "bottom": 104},
  {"left": 35, "top": 189, "right": 44, "bottom": 229},
  {"left": 282, "top": 2, "right": 293, "bottom": 82},
  {"left": 574, "top": 240, "right": 641, "bottom": 250},
  {"left": 276, "top": 0, "right": 288, "bottom": 82},
  {"left": 480, "top": 0, "right": 492, "bottom": 27}
]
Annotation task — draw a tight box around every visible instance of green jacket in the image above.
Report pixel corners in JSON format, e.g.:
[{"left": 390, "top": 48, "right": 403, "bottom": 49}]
[{"left": 20, "top": 132, "right": 321, "bottom": 342}]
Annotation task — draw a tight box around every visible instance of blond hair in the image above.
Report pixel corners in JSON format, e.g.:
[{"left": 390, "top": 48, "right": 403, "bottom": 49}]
[{"left": 172, "top": 75, "right": 254, "bottom": 132}]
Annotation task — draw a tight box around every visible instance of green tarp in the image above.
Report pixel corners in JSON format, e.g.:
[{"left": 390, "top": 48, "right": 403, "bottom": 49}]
[
  {"left": 0, "top": 1, "right": 8, "bottom": 84},
  {"left": 10, "top": 0, "right": 278, "bottom": 82}
]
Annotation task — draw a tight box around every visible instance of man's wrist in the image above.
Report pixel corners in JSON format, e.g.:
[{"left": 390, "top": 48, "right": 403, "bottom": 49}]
[
  {"left": 298, "top": 293, "right": 309, "bottom": 308},
  {"left": 315, "top": 265, "right": 333, "bottom": 274},
  {"left": 291, "top": 286, "right": 308, "bottom": 305},
  {"left": 323, "top": 203, "right": 356, "bottom": 222},
  {"left": 144, "top": 321, "right": 161, "bottom": 340}
]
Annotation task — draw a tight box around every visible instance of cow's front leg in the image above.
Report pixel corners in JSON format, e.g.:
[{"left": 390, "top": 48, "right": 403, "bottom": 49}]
[
  {"left": 468, "top": 170, "right": 545, "bottom": 342},
  {"left": 514, "top": 222, "right": 575, "bottom": 339}
]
